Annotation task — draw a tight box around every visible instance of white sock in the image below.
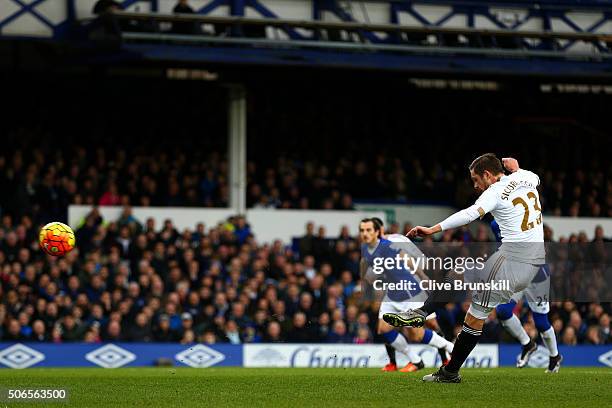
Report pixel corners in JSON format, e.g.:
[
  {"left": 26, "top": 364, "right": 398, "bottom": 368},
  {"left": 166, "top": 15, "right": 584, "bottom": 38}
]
[
  {"left": 391, "top": 333, "right": 421, "bottom": 363},
  {"left": 408, "top": 349, "right": 422, "bottom": 364},
  {"left": 540, "top": 327, "right": 559, "bottom": 357},
  {"left": 427, "top": 331, "right": 454, "bottom": 354},
  {"left": 501, "top": 315, "right": 530, "bottom": 346}
]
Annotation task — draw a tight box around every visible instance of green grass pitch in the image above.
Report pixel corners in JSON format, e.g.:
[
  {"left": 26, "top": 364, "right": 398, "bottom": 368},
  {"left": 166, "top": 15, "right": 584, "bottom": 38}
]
[{"left": 1, "top": 367, "right": 610, "bottom": 407}]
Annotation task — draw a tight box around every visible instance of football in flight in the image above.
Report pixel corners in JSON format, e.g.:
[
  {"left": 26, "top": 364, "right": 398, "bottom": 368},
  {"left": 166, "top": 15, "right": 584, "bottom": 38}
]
[{"left": 39, "top": 222, "right": 76, "bottom": 256}]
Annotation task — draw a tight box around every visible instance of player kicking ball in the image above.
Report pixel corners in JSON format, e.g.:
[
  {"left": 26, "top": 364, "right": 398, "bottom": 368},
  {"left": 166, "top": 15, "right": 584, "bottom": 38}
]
[
  {"left": 359, "top": 218, "right": 454, "bottom": 373},
  {"left": 383, "top": 154, "right": 548, "bottom": 383},
  {"left": 488, "top": 201, "right": 562, "bottom": 373}
]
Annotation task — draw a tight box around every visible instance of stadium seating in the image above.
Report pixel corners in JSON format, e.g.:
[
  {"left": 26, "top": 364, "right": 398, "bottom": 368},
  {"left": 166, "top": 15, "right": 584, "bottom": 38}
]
[
  {"left": 0, "top": 205, "right": 609, "bottom": 346},
  {"left": 1, "top": 127, "right": 610, "bottom": 217}
]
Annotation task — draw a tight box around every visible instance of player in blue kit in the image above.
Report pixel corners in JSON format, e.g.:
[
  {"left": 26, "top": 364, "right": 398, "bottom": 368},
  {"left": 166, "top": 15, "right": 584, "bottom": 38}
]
[
  {"left": 359, "top": 218, "right": 454, "bottom": 372},
  {"left": 490, "top": 217, "right": 562, "bottom": 373}
]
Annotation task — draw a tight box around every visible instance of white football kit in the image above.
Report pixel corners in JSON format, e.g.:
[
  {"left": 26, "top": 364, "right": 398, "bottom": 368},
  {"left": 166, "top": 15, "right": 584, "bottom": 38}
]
[{"left": 439, "top": 169, "right": 547, "bottom": 318}]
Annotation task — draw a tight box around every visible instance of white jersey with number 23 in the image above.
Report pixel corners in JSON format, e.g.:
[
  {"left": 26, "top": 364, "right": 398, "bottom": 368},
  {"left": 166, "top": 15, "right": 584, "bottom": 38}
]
[{"left": 475, "top": 169, "right": 545, "bottom": 264}]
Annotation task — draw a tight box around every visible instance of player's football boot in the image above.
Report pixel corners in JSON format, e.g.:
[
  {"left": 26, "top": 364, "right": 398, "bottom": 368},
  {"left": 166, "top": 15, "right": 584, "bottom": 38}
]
[
  {"left": 381, "top": 363, "right": 398, "bottom": 372},
  {"left": 382, "top": 309, "right": 427, "bottom": 328},
  {"left": 422, "top": 366, "right": 461, "bottom": 383},
  {"left": 399, "top": 361, "right": 425, "bottom": 372},
  {"left": 516, "top": 339, "right": 537, "bottom": 368},
  {"left": 545, "top": 354, "right": 563, "bottom": 373},
  {"left": 437, "top": 348, "right": 450, "bottom": 366}
]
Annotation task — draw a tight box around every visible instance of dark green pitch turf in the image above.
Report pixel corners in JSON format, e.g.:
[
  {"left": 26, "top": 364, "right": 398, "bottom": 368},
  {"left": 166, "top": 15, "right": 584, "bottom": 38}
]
[{"left": 0, "top": 367, "right": 610, "bottom": 407}]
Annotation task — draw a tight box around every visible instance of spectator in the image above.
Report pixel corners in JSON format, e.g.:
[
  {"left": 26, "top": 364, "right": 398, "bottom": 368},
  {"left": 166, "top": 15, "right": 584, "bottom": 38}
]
[
  {"left": 201, "top": 330, "right": 217, "bottom": 345},
  {"left": 153, "top": 315, "right": 179, "bottom": 342},
  {"left": 561, "top": 326, "right": 577, "bottom": 345},
  {"left": 233, "top": 216, "right": 251, "bottom": 245},
  {"left": 180, "top": 313, "right": 194, "bottom": 337},
  {"left": 84, "top": 325, "right": 102, "bottom": 343},
  {"left": 86, "top": 304, "right": 108, "bottom": 328},
  {"left": 61, "top": 315, "right": 82, "bottom": 342},
  {"left": 326, "top": 320, "right": 352, "bottom": 343},
  {"left": 3, "top": 319, "right": 23, "bottom": 341},
  {"left": 353, "top": 326, "right": 372, "bottom": 344},
  {"left": 104, "top": 320, "right": 123, "bottom": 342},
  {"left": 298, "top": 292, "right": 315, "bottom": 320},
  {"left": 18, "top": 312, "right": 32, "bottom": 339},
  {"left": 180, "top": 329, "right": 195, "bottom": 344},
  {"left": 313, "top": 226, "right": 331, "bottom": 262},
  {"left": 340, "top": 270, "right": 356, "bottom": 298},
  {"left": 585, "top": 325, "right": 603, "bottom": 345},
  {"left": 339, "top": 194, "right": 354, "bottom": 210},
  {"left": 229, "top": 302, "right": 251, "bottom": 329},
  {"left": 31, "top": 320, "right": 48, "bottom": 342},
  {"left": 345, "top": 304, "right": 359, "bottom": 336},
  {"left": 286, "top": 312, "right": 316, "bottom": 343},
  {"left": 99, "top": 183, "right": 121, "bottom": 206},
  {"left": 51, "top": 326, "right": 63, "bottom": 343},
  {"left": 223, "top": 320, "right": 242, "bottom": 344},
  {"left": 126, "top": 313, "right": 152, "bottom": 342},
  {"left": 568, "top": 310, "right": 587, "bottom": 342},
  {"left": 264, "top": 321, "right": 284, "bottom": 343},
  {"left": 118, "top": 206, "right": 142, "bottom": 234}
]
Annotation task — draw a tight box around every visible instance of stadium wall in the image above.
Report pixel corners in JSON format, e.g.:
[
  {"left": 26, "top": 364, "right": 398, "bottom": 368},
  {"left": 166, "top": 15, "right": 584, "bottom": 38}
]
[
  {"left": 354, "top": 204, "right": 456, "bottom": 227},
  {"left": 0, "top": 342, "right": 610, "bottom": 369},
  {"left": 69, "top": 205, "right": 612, "bottom": 244},
  {"left": 67, "top": 205, "right": 387, "bottom": 244},
  {"left": 354, "top": 204, "right": 612, "bottom": 240}
]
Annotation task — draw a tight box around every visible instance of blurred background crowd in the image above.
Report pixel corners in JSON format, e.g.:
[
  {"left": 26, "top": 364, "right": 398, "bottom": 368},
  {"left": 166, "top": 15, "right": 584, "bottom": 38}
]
[
  {"left": 0, "top": 206, "right": 610, "bottom": 347},
  {"left": 0, "top": 136, "right": 610, "bottom": 221}
]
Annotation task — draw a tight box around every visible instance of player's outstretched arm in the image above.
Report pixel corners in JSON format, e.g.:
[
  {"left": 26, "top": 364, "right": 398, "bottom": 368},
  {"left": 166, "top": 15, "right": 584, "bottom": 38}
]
[{"left": 407, "top": 203, "right": 484, "bottom": 238}]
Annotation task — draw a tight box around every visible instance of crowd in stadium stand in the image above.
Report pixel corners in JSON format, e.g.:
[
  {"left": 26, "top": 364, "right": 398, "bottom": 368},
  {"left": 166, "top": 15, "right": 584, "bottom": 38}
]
[
  {"left": 244, "top": 154, "right": 612, "bottom": 218},
  {"left": 0, "top": 208, "right": 610, "bottom": 346},
  {"left": 0, "top": 143, "right": 610, "bottom": 219}
]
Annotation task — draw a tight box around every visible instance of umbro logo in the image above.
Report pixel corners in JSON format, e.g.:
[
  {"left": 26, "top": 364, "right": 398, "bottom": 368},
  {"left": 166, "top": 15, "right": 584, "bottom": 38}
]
[
  {"left": 598, "top": 350, "right": 612, "bottom": 368},
  {"left": 527, "top": 347, "right": 550, "bottom": 368},
  {"left": 251, "top": 348, "right": 286, "bottom": 365},
  {"left": 175, "top": 344, "right": 225, "bottom": 368},
  {"left": 0, "top": 343, "right": 45, "bottom": 369},
  {"left": 85, "top": 344, "right": 136, "bottom": 368}
]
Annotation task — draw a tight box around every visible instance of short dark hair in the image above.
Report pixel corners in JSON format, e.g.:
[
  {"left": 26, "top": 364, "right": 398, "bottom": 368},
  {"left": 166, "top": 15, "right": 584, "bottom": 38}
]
[
  {"left": 469, "top": 153, "right": 504, "bottom": 176},
  {"left": 371, "top": 217, "right": 384, "bottom": 229},
  {"left": 360, "top": 218, "right": 380, "bottom": 232}
]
